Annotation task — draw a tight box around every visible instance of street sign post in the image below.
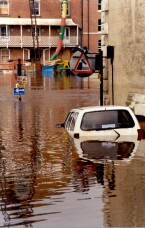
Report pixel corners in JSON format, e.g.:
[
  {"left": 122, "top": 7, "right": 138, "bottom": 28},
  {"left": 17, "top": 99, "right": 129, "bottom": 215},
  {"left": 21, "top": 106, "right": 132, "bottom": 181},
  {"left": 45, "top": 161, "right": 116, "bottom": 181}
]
[{"left": 13, "top": 88, "right": 25, "bottom": 96}]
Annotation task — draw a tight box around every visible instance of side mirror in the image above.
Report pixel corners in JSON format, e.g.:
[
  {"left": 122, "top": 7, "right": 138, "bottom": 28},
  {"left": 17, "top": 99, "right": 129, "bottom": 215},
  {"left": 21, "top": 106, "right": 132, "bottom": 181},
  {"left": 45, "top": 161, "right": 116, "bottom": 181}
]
[{"left": 56, "top": 123, "right": 65, "bottom": 128}]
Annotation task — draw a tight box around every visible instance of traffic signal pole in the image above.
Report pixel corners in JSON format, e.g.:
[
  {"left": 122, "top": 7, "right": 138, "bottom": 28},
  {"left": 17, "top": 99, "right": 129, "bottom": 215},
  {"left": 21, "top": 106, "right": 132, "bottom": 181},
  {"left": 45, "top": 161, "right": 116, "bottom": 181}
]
[
  {"left": 99, "top": 51, "right": 103, "bottom": 106},
  {"left": 95, "top": 50, "right": 103, "bottom": 106}
]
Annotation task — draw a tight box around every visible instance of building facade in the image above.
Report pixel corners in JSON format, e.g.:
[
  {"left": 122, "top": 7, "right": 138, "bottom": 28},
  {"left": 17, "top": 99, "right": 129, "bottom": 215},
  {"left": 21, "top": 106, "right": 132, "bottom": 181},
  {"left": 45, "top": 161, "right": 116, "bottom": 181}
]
[
  {"left": 102, "top": 0, "right": 145, "bottom": 110},
  {"left": 0, "top": 0, "right": 102, "bottom": 72}
]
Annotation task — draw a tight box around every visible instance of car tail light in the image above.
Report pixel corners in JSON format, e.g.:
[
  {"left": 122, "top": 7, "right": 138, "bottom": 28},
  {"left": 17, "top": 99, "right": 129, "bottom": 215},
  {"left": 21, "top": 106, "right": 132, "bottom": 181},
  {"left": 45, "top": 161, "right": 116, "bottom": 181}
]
[
  {"left": 137, "top": 129, "right": 143, "bottom": 140},
  {"left": 74, "top": 133, "right": 79, "bottom": 139}
]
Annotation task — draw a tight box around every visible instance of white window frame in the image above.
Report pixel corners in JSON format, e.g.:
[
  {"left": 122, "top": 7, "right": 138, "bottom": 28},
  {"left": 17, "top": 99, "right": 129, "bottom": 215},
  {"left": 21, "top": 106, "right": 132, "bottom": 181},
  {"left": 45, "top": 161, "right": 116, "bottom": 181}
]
[
  {"left": 32, "top": 26, "right": 40, "bottom": 37},
  {"left": 1, "top": 48, "right": 10, "bottom": 62},
  {"left": 23, "top": 49, "right": 30, "bottom": 62},
  {"left": 30, "top": 0, "right": 40, "bottom": 16},
  {"left": 0, "top": 26, "right": 9, "bottom": 39},
  {"left": 64, "top": 27, "right": 70, "bottom": 43},
  {"left": 0, "top": 0, "right": 9, "bottom": 15}
]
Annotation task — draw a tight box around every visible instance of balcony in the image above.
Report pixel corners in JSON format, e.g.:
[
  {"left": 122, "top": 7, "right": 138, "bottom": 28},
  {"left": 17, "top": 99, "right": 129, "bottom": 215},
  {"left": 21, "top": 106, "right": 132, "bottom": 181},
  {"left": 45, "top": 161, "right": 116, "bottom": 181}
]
[{"left": 0, "top": 35, "right": 78, "bottom": 48}]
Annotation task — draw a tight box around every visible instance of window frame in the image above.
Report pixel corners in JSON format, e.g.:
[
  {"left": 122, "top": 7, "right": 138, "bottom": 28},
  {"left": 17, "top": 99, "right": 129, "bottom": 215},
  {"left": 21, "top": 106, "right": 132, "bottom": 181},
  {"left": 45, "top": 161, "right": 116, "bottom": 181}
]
[
  {"left": 98, "top": 0, "right": 101, "bottom": 11},
  {"left": 98, "top": 19, "right": 101, "bottom": 32},
  {"left": 1, "top": 48, "right": 10, "bottom": 62},
  {"left": 0, "top": 0, "right": 8, "bottom": 15},
  {"left": 31, "top": 26, "right": 40, "bottom": 37},
  {"left": 98, "top": 39, "right": 101, "bottom": 51},
  {"left": 64, "top": 27, "right": 70, "bottom": 43},
  {"left": 30, "top": 0, "right": 40, "bottom": 16},
  {"left": 0, "top": 26, "right": 9, "bottom": 38}
]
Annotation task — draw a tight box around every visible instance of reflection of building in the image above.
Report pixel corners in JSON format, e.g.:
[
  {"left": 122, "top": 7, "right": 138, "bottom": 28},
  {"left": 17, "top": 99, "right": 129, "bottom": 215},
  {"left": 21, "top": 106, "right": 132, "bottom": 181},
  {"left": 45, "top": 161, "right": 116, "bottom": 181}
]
[
  {"left": 0, "top": 0, "right": 102, "bottom": 72},
  {"left": 0, "top": 93, "right": 76, "bottom": 226}
]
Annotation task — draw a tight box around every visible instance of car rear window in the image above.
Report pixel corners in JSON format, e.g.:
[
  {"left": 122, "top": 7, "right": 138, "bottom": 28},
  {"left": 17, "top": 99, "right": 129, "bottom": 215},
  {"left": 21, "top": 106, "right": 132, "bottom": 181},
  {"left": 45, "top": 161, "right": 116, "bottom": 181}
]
[{"left": 81, "top": 110, "right": 135, "bottom": 131}]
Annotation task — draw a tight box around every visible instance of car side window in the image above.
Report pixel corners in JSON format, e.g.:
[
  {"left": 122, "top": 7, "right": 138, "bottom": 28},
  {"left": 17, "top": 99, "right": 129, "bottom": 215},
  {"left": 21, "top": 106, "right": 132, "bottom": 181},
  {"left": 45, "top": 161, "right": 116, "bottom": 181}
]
[
  {"left": 65, "top": 112, "right": 79, "bottom": 131},
  {"left": 81, "top": 110, "right": 135, "bottom": 130}
]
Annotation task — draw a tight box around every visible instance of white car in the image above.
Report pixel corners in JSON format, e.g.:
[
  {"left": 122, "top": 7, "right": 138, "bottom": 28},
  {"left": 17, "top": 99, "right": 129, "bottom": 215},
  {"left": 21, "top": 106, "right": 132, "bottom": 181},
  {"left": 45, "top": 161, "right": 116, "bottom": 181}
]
[{"left": 57, "top": 106, "right": 142, "bottom": 140}]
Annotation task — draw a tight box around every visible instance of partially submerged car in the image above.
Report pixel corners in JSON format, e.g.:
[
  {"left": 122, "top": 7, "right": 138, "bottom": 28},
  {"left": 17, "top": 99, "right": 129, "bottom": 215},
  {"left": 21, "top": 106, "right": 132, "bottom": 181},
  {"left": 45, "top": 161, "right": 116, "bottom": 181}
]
[{"left": 57, "top": 106, "right": 142, "bottom": 140}]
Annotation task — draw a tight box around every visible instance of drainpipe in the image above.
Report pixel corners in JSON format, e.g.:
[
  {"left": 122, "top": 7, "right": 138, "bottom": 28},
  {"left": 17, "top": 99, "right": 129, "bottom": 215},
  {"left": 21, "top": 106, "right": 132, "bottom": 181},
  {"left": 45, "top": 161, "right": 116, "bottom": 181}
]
[
  {"left": 81, "top": 0, "right": 83, "bottom": 46},
  {"left": 88, "top": 0, "right": 89, "bottom": 49},
  {"left": 49, "top": 25, "right": 51, "bottom": 60},
  {"left": 77, "top": 26, "right": 79, "bottom": 45},
  {"left": 6, "top": 25, "right": 8, "bottom": 48},
  {"left": 20, "top": 25, "right": 22, "bottom": 49}
]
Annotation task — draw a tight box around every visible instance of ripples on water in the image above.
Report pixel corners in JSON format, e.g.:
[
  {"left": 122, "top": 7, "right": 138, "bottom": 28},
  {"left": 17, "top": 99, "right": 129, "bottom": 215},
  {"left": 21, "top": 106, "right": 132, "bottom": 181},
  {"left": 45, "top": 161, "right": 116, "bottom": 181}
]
[{"left": 0, "top": 73, "right": 145, "bottom": 227}]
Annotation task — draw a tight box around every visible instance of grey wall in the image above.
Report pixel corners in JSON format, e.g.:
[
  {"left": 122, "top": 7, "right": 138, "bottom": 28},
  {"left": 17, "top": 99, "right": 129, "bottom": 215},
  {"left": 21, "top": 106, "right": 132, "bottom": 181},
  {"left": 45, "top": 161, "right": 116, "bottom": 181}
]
[{"left": 108, "top": 0, "right": 145, "bottom": 105}]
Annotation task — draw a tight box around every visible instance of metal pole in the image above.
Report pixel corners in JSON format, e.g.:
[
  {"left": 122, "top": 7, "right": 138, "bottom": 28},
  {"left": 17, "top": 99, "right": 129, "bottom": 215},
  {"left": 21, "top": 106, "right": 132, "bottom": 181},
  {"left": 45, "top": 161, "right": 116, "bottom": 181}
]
[
  {"left": 17, "top": 58, "right": 22, "bottom": 76},
  {"left": 88, "top": 0, "right": 89, "bottom": 49},
  {"left": 100, "top": 51, "right": 103, "bottom": 106},
  {"left": 112, "top": 63, "right": 114, "bottom": 105}
]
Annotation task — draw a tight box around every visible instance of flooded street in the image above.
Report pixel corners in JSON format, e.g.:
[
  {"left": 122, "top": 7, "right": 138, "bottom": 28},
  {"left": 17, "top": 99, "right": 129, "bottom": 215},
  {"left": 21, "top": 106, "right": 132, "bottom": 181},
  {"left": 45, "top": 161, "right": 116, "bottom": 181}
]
[{"left": 0, "top": 73, "right": 145, "bottom": 228}]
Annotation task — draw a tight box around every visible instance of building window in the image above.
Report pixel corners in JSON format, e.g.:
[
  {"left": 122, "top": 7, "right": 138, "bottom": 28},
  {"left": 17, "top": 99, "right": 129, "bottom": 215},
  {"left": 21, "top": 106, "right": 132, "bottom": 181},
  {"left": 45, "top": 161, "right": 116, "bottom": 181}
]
[
  {"left": 1, "top": 48, "right": 9, "bottom": 62},
  {"left": 0, "top": 0, "right": 8, "bottom": 15},
  {"left": 98, "top": 0, "right": 101, "bottom": 11},
  {"left": 30, "top": 0, "right": 40, "bottom": 16},
  {"left": 0, "top": 26, "right": 9, "bottom": 38},
  {"left": 98, "top": 19, "right": 101, "bottom": 32},
  {"left": 32, "top": 27, "right": 40, "bottom": 37},
  {"left": 65, "top": 27, "right": 70, "bottom": 38},
  {"left": 98, "top": 39, "right": 101, "bottom": 51},
  {"left": 64, "top": 27, "right": 70, "bottom": 43},
  {"left": 60, "top": 0, "right": 70, "bottom": 17}
]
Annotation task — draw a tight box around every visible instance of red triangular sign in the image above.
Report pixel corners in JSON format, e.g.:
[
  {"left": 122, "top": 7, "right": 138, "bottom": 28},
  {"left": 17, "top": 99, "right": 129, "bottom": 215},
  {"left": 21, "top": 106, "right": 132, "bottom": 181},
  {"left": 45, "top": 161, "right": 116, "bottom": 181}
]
[{"left": 72, "top": 53, "right": 93, "bottom": 75}]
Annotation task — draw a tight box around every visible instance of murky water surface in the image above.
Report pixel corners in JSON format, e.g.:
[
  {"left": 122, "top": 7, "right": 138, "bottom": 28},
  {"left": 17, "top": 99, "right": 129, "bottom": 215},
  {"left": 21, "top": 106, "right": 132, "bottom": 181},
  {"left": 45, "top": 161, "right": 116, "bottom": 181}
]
[{"left": 0, "top": 73, "right": 145, "bottom": 227}]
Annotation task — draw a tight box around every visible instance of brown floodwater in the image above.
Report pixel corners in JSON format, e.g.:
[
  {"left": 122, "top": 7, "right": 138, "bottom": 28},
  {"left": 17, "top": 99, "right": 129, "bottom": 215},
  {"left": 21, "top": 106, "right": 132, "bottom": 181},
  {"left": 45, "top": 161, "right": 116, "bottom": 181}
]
[{"left": 0, "top": 72, "right": 145, "bottom": 228}]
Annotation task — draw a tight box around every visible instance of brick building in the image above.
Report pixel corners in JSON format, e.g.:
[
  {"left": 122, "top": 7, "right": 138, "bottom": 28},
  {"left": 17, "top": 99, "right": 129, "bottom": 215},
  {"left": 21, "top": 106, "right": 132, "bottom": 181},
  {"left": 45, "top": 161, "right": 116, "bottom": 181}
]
[{"left": 0, "top": 0, "right": 101, "bottom": 71}]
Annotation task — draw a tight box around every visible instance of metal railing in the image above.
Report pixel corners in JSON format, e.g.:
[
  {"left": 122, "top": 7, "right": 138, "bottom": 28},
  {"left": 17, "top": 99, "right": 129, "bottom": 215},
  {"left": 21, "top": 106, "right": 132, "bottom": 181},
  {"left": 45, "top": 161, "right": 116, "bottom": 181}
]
[{"left": 0, "top": 36, "right": 78, "bottom": 48}]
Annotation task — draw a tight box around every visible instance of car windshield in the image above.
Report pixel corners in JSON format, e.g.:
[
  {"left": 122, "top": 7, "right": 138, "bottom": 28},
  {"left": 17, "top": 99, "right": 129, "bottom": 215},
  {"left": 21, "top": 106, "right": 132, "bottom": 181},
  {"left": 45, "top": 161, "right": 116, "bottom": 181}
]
[{"left": 81, "top": 110, "right": 135, "bottom": 131}]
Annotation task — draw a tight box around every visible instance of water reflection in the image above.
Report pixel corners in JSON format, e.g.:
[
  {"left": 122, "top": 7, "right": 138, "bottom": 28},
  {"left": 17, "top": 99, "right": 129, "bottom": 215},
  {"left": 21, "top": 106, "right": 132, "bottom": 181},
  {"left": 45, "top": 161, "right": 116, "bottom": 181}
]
[
  {"left": 0, "top": 73, "right": 145, "bottom": 227},
  {"left": 72, "top": 137, "right": 140, "bottom": 194},
  {"left": 28, "top": 71, "right": 95, "bottom": 91},
  {"left": 70, "top": 136, "right": 145, "bottom": 227},
  {"left": 74, "top": 158, "right": 115, "bottom": 191},
  {"left": 73, "top": 138, "right": 139, "bottom": 161}
]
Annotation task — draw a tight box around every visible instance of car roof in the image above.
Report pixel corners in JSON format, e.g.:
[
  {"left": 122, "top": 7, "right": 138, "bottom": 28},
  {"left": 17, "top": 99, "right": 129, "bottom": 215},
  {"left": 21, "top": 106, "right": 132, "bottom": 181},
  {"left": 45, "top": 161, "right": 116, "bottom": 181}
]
[{"left": 70, "top": 105, "right": 132, "bottom": 113}]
